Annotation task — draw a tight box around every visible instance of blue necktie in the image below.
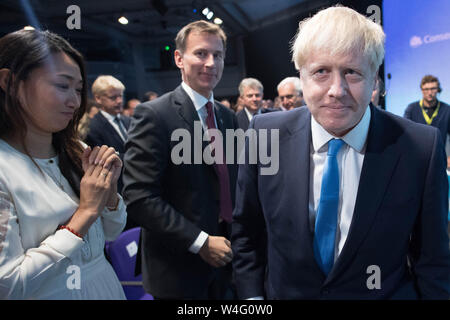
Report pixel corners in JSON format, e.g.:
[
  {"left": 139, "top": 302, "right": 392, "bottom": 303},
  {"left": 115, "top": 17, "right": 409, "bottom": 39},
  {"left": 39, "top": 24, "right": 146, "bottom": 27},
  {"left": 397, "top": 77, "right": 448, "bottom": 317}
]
[{"left": 313, "top": 138, "right": 344, "bottom": 275}]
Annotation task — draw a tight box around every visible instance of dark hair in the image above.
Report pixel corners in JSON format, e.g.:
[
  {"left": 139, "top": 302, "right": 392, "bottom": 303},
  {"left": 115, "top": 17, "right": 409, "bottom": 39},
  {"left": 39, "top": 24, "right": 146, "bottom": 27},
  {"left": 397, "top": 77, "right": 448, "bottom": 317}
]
[
  {"left": 420, "top": 75, "right": 442, "bottom": 93},
  {"left": 175, "top": 20, "right": 227, "bottom": 55},
  {"left": 143, "top": 91, "right": 158, "bottom": 101},
  {"left": 0, "top": 29, "right": 87, "bottom": 196}
]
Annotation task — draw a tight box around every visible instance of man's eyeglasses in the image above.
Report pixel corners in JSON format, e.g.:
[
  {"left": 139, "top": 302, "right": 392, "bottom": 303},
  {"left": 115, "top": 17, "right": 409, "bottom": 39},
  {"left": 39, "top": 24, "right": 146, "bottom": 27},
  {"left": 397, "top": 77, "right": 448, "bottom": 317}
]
[
  {"left": 421, "top": 87, "right": 438, "bottom": 92},
  {"left": 104, "top": 94, "right": 123, "bottom": 101}
]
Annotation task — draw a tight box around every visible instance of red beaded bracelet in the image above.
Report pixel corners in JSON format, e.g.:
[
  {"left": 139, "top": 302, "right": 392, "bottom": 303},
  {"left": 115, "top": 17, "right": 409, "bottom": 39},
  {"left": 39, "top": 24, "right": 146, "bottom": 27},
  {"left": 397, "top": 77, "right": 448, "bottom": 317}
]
[{"left": 58, "top": 225, "right": 83, "bottom": 238}]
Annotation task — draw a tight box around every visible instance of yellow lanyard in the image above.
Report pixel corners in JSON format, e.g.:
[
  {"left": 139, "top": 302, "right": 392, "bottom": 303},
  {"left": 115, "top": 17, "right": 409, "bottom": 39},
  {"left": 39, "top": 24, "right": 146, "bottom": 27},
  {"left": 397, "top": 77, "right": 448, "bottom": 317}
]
[{"left": 420, "top": 99, "right": 440, "bottom": 125}]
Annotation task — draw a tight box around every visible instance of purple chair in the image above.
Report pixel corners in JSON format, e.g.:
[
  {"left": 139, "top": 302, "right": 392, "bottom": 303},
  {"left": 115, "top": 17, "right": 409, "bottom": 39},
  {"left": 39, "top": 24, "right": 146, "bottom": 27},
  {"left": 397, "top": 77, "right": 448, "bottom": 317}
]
[{"left": 105, "top": 227, "right": 153, "bottom": 300}]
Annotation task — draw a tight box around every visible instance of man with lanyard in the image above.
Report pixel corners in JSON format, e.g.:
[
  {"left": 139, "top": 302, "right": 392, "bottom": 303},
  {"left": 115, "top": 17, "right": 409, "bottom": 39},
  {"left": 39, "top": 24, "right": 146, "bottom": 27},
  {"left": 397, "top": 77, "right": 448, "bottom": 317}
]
[
  {"left": 405, "top": 75, "right": 450, "bottom": 223},
  {"left": 404, "top": 75, "right": 450, "bottom": 166}
]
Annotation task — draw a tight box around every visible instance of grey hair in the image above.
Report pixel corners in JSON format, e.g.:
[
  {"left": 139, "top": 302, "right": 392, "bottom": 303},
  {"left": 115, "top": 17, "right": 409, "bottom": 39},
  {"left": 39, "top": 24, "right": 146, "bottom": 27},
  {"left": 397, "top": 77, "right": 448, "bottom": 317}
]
[
  {"left": 277, "top": 77, "right": 302, "bottom": 95},
  {"left": 238, "top": 78, "right": 264, "bottom": 96}
]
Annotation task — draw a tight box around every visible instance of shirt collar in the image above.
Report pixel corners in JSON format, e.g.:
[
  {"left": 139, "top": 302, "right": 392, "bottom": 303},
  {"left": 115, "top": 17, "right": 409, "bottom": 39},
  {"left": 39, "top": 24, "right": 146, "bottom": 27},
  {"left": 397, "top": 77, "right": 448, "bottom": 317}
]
[
  {"left": 100, "top": 110, "right": 118, "bottom": 122},
  {"left": 311, "top": 105, "right": 371, "bottom": 153},
  {"left": 244, "top": 107, "right": 254, "bottom": 121},
  {"left": 181, "top": 82, "right": 214, "bottom": 112}
]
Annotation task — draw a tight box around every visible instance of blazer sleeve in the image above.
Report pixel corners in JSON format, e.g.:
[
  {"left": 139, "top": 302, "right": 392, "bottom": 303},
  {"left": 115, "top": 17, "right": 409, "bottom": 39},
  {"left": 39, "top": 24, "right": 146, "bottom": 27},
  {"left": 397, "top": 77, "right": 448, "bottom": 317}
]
[
  {"left": 84, "top": 118, "right": 103, "bottom": 148},
  {"left": 409, "top": 128, "right": 450, "bottom": 299},
  {"left": 0, "top": 181, "right": 84, "bottom": 299},
  {"left": 231, "top": 117, "right": 268, "bottom": 299},
  {"left": 122, "top": 104, "right": 203, "bottom": 252}
]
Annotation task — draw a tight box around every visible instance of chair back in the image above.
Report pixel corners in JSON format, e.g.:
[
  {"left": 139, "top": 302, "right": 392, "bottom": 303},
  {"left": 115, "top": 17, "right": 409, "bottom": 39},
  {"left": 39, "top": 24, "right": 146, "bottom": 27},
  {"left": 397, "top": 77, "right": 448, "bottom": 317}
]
[{"left": 105, "top": 227, "right": 153, "bottom": 300}]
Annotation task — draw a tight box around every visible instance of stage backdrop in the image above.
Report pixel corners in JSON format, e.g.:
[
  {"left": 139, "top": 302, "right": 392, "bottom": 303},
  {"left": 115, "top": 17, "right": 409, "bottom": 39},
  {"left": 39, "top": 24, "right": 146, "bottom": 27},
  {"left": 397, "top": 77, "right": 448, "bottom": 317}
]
[{"left": 383, "top": 0, "right": 450, "bottom": 116}]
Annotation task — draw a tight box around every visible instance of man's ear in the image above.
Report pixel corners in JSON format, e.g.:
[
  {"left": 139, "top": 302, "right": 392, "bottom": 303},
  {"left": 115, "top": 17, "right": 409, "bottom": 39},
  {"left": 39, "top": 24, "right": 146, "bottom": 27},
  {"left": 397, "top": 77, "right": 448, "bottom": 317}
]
[
  {"left": 174, "top": 50, "right": 183, "bottom": 69},
  {"left": 373, "top": 70, "right": 379, "bottom": 91},
  {"left": 94, "top": 94, "right": 102, "bottom": 105},
  {"left": 0, "top": 68, "right": 11, "bottom": 91}
]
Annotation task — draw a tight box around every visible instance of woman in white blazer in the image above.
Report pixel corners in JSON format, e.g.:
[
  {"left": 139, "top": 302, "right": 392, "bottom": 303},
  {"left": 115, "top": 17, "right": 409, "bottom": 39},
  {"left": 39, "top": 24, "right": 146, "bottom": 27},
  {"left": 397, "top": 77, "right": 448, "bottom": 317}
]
[{"left": 0, "top": 29, "right": 127, "bottom": 299}]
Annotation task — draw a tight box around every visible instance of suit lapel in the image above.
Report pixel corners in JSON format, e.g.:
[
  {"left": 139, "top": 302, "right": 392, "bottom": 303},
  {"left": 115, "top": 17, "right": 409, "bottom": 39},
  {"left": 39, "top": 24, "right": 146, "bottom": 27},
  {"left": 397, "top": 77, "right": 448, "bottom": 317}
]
[
  {"left": 325, "top": 106, "right": 401, "bottom": 284},
  {"left": 174, "top": 85, "right": 201, "bottom": 133},
  {"left": 98, "top": 112, "right": 124, "bottom": 145},
  {"left": 173, "top": 85, "right": 217, "bottom": 179},
  {"left": 284, "top": 109, "right": 317, "bottom": 261}
]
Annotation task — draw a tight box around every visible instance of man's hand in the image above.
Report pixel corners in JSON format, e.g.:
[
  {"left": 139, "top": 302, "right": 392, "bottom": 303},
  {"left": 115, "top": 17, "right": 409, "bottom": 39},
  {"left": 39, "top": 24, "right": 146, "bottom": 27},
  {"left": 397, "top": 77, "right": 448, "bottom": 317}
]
[{"left": 198, "top": 236, "right": 233, "bottom": 268}]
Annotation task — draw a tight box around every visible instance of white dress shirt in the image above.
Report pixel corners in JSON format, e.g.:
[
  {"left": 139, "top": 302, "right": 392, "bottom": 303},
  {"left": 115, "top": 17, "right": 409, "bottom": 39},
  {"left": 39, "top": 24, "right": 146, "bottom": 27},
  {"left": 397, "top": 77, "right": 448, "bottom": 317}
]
[
  {"left": 244, "top": 107, "right": 254, "bottom": 122},
  {"left": 309, "top": 106, "right": 370, "bottom": 258},
  {"left": 100, "top": 110, "right": 127, "bottom": 141},
  {"left": 181, "top": 82, "right": 217, "bottom": 129},
  {"left": 181, "top": 82, "right": 218, "bottom": 254}
]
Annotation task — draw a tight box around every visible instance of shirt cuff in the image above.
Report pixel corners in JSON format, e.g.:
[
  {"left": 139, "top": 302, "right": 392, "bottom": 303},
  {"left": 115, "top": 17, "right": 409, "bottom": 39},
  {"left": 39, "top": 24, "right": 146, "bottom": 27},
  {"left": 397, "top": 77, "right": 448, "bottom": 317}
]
[
  {"left": 188, "top": 231, "right": 209, "bottom": 254},
  {"left": 41, "top": 229, "right": 84, "bottom": 258}
]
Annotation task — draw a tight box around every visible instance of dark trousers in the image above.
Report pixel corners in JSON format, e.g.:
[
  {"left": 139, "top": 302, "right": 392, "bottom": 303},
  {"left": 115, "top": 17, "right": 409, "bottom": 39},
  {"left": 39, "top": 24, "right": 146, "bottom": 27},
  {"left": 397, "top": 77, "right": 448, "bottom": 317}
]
[{"left": 154, "top": 221, "right": 236, "bottom": 300}]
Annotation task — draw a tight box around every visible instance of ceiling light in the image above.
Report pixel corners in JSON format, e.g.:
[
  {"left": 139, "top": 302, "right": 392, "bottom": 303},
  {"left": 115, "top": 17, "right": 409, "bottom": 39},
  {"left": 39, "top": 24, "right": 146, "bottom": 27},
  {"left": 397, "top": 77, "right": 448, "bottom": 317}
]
[
  {"left": 118, "top": 16, "right": 129, "bottom": 25},
  {"left": 23, "top": 26, "right": 35, "bottom": 30},
  {"left": 202, "top": 7, "right": 209, "bottom": 15},
  {"left": 206, "top": 11, "right": 213, "bottom": 20},
  {"left": 213, "top": 17, "right": 223, "bottom": 25}
]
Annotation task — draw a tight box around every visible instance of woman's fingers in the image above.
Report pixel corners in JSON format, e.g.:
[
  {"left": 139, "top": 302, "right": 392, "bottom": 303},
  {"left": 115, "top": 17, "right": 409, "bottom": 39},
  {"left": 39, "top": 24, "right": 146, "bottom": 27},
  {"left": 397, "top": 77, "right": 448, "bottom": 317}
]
[
  {"left": 81, "top": 146, "right": 91, "bottom": 172},
  {"left": 102, "top": 154, "right": 122, "bottom": 171},
  {"left": 96, "top": 146, "right": 116, "bottom": 166},
  {"left": 88, "top": 146, "right": 100, "bottom": 165}
]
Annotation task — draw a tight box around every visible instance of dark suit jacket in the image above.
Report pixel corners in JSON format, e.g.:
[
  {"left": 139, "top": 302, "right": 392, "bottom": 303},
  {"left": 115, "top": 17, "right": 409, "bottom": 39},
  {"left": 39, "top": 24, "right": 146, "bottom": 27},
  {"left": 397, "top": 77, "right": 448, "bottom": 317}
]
[
  {"left": 232, "top": 105, "right": 450, "bottom": 299},
  {"left": 85, "top": 112, "right": 130, "bottom": 195},
  {"left": 404, "top": 100, "right": 450, "bottom": 143},
  {"left": 236, "top": 109, "right": 250, "bottom": 131},
  {"left": 122, "top": 85, "right": 239, "bottom": 299},
  {"left": 236, "top": 108, "right": 280, "bottom": 131}
]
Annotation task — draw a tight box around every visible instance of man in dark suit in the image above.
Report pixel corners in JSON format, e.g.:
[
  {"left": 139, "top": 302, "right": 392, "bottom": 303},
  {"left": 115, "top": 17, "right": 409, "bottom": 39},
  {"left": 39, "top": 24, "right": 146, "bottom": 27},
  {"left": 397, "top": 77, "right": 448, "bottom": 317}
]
[
  {"left": 85, "top": 75, "right": 133, "bottom": 228},
  {"left": 236, "top": 78, "right": 264, "bottom": 131},
  {"left": 232, "top": 6, "right": 450, "bottom": 300},
  {"left": 122, "top": 20, "right": 238, "bottom": 299},
  {"left": 404, "top": 75, "right": 450, "bottom": 167}
]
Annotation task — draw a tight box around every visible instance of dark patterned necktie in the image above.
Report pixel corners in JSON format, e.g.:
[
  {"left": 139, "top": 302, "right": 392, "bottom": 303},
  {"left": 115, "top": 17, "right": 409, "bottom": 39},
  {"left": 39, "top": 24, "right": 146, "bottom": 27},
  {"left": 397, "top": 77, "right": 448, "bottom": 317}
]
[{"left": 114, "top": 116, "right": 128, "bottom": 140}]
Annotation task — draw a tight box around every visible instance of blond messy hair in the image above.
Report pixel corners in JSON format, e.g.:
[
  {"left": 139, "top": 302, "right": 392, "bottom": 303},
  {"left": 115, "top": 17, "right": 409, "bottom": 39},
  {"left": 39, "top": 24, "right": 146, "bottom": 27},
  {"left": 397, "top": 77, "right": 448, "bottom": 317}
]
[
  {"left": 291, "top": 5, "right": 385, "bottom": 73},
  {"left": 91, "top": 75, "right": 125, "bottom": 97}
]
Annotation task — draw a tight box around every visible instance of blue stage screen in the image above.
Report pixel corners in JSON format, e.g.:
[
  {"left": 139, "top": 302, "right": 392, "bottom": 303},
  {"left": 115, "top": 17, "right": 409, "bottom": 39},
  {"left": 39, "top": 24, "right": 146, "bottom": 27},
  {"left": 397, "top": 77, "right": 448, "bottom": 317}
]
[{"left": 383, "top": 0, "right": 450, "bottom": 116}]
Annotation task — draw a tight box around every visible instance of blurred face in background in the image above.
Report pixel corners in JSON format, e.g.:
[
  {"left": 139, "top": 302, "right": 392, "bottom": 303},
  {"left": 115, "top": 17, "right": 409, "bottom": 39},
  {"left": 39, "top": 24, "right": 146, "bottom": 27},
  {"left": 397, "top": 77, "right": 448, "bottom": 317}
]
[
  {"left": 123, "top": 99, "right": 140, "bottom": 116},
  {"left": 95, "top": 87, "right": 123, "bottom": 116},
  {"left": 421, "top": 81, "right": 439, "bottom": 106},
  {"left": 241, "top": 86, "right": 263, "bottom": 113},
  {"left": 278, "top": 82, "right": 303, "bottom": 110}
]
